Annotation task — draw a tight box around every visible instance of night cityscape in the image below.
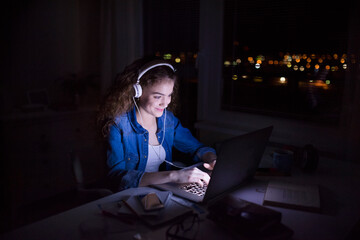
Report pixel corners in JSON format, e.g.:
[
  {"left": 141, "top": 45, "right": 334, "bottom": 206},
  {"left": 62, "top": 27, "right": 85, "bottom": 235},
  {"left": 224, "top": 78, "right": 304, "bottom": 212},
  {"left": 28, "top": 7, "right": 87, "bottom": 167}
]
[
  {"left": 219, "top": 0, "right": 353, "bottom": 123},
  {"left": 146, "top": 49, "right": 356, "bottom": 124},
  {"left": 222, "top": 51, "right": 354, "bottom": 123}
]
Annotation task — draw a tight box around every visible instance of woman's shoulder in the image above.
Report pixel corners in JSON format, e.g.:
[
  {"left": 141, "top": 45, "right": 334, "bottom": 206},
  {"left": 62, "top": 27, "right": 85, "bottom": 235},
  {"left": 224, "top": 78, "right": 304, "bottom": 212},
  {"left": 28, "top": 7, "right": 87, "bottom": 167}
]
[
  {"left": 164, "top": 109, "right": 178, "bottom": 121},
  {"left": 108, "top": 113, "right": 133, "bottom": 135},
  {"left": 113, "top": 112, "right": 131, "bottom": 127},
  {"left": 164, "top": 110, "right": 182, "bottom": 128}
]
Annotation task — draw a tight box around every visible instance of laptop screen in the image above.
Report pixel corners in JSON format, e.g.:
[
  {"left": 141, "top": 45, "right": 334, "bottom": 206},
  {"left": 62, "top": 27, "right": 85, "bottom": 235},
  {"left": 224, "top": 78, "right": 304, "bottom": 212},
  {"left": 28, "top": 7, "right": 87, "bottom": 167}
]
[{"left": 203, "top": 126, "right": 273, "bottom": 203}]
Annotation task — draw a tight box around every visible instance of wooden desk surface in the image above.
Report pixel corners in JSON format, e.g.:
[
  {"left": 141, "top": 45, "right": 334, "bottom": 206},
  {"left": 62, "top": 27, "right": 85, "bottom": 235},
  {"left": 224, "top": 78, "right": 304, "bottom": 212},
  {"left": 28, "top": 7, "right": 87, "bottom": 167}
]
[{"left": 2, "top": 157, "right": 360, "bottom": 240}]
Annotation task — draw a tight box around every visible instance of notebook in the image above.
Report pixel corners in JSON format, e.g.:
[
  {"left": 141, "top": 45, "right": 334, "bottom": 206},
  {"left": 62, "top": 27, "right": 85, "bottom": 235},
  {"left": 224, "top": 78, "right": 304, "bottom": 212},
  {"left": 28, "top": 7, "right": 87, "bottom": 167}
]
[
  {"left": 153, "top": 126, "right": 273, "bottom": 204},
  {"left": 263, "top": 180, "right": 321, "bottom": 212}
]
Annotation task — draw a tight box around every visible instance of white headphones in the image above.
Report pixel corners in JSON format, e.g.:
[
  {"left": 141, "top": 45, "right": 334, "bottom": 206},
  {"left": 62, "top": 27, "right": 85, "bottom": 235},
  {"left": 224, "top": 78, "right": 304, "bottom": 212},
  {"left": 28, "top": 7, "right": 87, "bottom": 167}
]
[{"left": 133, "top": 60, "right": 175, "bottom": 98}]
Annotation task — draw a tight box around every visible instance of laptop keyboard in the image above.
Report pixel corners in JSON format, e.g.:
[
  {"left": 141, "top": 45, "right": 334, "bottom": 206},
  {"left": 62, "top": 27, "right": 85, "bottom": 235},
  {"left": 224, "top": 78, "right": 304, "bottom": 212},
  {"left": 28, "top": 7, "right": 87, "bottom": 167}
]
[{"left": 179, "top": 182, "right": 208, "bottom": 197}]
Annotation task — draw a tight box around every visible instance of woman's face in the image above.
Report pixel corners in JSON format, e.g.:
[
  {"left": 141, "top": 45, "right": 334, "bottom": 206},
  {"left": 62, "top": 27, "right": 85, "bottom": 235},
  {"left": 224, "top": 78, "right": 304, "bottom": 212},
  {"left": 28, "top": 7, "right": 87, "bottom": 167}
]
[{"left": 139, "top": 77, "right": 174, "bottom": 118}]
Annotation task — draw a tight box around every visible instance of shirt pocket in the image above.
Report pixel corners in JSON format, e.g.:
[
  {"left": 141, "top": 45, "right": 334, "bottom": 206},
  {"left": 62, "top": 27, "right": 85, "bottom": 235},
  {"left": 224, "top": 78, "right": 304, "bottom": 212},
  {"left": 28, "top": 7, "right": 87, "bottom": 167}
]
[{"left": 125, "top": 153, "right": 139, "bottom": 169}]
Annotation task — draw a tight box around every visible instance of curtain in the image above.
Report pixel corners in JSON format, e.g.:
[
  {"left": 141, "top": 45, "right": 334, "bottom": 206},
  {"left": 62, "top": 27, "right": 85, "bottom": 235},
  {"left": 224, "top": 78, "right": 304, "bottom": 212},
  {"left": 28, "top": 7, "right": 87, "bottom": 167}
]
[{"left": 100, "top": 0, "right": 144, "bottom": 95}]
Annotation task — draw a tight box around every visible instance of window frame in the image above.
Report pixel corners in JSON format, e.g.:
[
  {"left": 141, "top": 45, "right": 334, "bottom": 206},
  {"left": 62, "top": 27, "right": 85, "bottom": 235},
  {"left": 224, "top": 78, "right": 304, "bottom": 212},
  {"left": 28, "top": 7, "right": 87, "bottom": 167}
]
[{"left": 196, "top": 0, "right": 347, "bottom": 156}]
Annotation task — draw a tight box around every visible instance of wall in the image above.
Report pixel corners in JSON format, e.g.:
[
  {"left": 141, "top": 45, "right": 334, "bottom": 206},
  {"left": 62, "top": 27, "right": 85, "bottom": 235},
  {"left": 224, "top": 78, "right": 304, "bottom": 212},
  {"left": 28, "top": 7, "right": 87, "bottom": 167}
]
[{"left": 2, "top": 0, "right": 101, "bottom": 113}]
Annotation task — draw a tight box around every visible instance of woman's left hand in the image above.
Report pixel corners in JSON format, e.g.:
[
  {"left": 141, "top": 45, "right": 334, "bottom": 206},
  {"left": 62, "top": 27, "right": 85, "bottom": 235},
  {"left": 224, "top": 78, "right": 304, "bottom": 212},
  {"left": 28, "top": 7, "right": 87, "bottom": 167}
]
[
  {"left": 202, "top": 152, "right": 217, "bottom": 170},
  {"left": 203, "top": 160, "right": 216, "bottom": 170}
]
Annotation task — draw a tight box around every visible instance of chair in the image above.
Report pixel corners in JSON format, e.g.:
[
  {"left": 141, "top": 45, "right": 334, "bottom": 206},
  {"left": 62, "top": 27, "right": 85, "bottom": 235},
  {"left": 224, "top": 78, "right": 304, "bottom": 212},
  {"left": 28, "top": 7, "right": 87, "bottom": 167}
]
[{"left": 70, "top": 150, "right": 113, "bottom": 204}]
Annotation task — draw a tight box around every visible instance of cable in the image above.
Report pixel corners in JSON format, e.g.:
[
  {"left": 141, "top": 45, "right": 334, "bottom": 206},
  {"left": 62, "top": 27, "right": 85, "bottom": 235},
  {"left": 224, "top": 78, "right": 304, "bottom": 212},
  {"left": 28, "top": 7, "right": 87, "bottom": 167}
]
[
  {"left": 163, "top": 159, "right": 186, "bottom": 169},
  {"left": 132, "top": 97, "right": 186, "bottom": 169},
  {"left": 160, "top": 108, "right": 166, "bottom": 146}
]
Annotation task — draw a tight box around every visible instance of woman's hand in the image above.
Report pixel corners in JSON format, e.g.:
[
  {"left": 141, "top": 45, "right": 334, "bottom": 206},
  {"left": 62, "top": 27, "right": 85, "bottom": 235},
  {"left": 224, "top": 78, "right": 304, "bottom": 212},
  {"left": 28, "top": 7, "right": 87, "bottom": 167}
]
[
  {"left": 202, "top": 152, "right": 217, "bottom": 170},
  {"left": 172, "top": 167, "right": 210, "bottom": 187},
  {"left": 203, "top": 160, "right": 216, "bottom": 171}
]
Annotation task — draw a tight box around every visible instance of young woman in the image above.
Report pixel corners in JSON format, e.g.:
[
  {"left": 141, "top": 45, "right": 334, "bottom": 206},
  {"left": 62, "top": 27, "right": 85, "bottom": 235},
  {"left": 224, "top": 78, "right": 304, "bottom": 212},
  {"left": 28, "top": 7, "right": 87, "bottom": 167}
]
[{"left": 98, "top": 57, "right": 217, "bottom": 191}]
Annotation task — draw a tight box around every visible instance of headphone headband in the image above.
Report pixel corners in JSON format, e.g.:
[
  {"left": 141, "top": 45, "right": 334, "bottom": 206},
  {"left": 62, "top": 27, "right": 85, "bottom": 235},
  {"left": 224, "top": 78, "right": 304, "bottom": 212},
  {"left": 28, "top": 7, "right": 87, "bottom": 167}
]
[
  {"left": 133, "top": 60, "right": 175, "bottom": 98},
  {"left": 137, "top": 61, "right": 175, "bottom": 84}
]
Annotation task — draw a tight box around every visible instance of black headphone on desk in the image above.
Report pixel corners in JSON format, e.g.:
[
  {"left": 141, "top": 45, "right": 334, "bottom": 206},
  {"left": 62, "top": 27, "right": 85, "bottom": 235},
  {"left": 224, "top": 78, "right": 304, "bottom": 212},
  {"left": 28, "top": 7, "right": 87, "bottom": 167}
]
[
  {"left": 300, "top": 144, "right": 319, "bottom": 173},
  {"left": 133, "top": 60, "right": 176, "bottom": 98}
]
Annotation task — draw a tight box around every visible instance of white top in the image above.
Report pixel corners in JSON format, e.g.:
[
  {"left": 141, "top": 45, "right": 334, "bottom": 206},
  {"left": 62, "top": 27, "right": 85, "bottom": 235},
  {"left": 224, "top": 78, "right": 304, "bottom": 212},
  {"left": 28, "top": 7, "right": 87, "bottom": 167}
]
[{"left": 145, "top": 144, "right": 166, "bottom": 172}]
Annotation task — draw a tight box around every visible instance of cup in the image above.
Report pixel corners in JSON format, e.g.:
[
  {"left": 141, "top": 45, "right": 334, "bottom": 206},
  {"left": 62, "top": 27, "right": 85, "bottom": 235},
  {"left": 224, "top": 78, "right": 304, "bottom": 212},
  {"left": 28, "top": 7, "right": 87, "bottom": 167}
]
[{"left": 272, "top": 149, "right": 294, "bottom": 174}]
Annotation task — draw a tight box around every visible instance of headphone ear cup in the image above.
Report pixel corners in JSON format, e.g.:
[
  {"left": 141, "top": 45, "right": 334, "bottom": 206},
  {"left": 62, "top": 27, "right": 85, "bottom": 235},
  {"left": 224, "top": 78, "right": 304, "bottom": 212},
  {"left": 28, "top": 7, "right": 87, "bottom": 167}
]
[{"left": 133, "top": 83, "right": 142, "bottom": 98}]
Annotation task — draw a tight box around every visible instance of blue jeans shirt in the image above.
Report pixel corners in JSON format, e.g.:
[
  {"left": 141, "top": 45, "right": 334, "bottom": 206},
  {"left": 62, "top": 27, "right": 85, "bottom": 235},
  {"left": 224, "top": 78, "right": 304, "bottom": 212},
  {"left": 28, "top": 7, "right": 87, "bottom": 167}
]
[{"left": 107, "top": 107, "right": 216, "bottom": 190}]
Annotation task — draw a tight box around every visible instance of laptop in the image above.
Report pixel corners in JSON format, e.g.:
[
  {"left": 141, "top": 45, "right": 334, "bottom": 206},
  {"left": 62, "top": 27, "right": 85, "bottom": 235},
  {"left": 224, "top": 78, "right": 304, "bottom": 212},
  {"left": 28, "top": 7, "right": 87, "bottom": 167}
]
[{"left": 153, "top": 126, "right": 273, "bottom": 204}]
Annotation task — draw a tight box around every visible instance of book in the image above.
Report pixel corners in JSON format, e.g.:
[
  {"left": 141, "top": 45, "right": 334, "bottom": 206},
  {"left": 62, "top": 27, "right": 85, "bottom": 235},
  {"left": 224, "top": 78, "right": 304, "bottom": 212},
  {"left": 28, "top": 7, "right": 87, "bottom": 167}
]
[{"left": 263, "top": 180, "right": 321, "bottom": 213}]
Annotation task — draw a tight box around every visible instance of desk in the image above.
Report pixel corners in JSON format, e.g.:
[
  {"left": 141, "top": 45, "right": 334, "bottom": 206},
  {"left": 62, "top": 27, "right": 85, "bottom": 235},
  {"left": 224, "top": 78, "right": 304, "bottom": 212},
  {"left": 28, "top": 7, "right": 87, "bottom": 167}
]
[{"left": 2, "top": 157, "right": 360, "bottom": 240}]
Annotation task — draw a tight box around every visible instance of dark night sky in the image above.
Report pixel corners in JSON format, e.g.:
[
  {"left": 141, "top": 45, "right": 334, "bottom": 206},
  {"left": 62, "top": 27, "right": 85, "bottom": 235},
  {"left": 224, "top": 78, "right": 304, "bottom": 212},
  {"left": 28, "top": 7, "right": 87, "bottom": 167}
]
[
  {"left": 142, "top": 0, "right": 350, "bottom": 56},
  {"left": 223, "top": 0, "right": 350, "bottom": 55}
]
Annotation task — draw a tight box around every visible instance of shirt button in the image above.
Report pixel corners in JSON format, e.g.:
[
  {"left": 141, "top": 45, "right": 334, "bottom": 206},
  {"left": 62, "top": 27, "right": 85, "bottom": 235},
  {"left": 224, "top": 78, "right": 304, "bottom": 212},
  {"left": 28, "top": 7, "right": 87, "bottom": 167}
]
[
  {"left": 128, "top": 158, "right": 130, "bottom": 161},
  {"left": 144, "top": 155, "right": 147, "bottom": 158},
  {"left": 144, "top": 139, "right": 147, "bottom": 141}
]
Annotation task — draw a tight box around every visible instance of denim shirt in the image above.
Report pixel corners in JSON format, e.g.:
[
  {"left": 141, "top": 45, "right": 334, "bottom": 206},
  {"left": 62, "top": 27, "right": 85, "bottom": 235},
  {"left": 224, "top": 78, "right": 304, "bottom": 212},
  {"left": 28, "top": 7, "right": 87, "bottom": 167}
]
[{"left": 107, "top": 107, "right": 216, "bottom": 191}]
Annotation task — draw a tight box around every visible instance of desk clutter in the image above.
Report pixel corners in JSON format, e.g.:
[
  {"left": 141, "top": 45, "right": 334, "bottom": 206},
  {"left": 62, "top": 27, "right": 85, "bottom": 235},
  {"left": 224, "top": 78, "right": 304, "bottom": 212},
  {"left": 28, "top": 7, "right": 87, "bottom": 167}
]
[
  {"left": 98, "top": 191, "right": 193, "bottom": 228},
  {"left": 207, "top": 195, "right": 294, "bottom": 240},
  {"left": 2, "top": 155, "right": 359, "bottom": 240},
  {"left": 98, "top": 188, "right": 296, "bottom": 239}
]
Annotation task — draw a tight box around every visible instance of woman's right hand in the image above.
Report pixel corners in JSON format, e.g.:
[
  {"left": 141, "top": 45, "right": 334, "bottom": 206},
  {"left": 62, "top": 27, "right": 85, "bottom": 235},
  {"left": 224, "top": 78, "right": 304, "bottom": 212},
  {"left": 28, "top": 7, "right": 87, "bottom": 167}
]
[{"left": 171, "top": 167, "right": 210, "bottom": 187}]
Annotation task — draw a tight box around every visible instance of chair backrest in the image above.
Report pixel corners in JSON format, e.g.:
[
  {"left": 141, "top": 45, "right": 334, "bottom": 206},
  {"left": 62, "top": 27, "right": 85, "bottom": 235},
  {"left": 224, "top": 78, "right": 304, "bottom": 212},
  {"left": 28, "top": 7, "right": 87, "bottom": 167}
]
[
  {"left": 70, "top": 148, "right": 113, "bottom": 203},
  {"left": 69, "top": 144, "right": 109, "bottom": 189},
  {"left": 70, "top": 150, "right": 85, "bottom": 189}
]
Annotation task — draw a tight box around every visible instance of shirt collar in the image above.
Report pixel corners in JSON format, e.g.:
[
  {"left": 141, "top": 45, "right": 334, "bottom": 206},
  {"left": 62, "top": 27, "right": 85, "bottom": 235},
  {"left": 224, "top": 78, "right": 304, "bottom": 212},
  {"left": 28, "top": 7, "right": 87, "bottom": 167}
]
[
  {"left": 128, "top": 107, "right": 146, "bottom": 134},
  {"left": 128, "top": 106, "right": 165, "bottom": 134}
]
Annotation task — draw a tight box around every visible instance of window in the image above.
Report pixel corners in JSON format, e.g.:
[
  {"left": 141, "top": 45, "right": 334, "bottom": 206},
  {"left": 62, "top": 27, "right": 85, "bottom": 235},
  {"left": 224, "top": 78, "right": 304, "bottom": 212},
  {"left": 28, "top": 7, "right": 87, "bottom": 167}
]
[
  {"left": 196, "top": 0, "right": 359, "bottom": 158},
  {"left": 222, "top": 0, "right": 352, "bottom": 124},
  {"left": 143, "top": 0, "right": 200, "bottom": 131}
]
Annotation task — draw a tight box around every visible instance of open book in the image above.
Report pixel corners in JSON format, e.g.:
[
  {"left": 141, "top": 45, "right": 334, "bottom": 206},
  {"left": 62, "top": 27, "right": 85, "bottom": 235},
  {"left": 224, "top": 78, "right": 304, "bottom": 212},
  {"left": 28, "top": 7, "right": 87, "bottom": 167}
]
[{"left": 263, "top": 180, "right": 321, "bottom": 213}]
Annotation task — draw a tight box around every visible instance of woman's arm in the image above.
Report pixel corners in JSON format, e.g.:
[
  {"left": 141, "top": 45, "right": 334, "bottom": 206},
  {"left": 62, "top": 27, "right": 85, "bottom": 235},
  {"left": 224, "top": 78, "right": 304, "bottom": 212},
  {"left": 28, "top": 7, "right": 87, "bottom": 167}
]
[
  {"left": 169, "top": 112, "right": 217, "bottom": 170},
  {"left": 170, "top": 113, "right": 217, "bottom": 163},
  {"left": 139, "top": 167, "right": 210, "bottom": 187}
]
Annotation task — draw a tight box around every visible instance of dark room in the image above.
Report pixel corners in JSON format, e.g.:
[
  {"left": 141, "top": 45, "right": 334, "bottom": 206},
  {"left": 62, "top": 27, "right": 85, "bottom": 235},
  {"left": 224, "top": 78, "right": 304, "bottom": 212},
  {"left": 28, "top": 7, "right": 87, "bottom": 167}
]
[{"left": 1, "top": 0, "right": 360, "bottom": 239}]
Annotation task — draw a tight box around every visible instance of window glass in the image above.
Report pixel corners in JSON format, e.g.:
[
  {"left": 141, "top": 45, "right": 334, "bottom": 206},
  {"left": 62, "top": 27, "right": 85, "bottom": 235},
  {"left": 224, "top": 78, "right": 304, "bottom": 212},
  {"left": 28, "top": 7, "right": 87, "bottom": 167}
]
[{"left": 222, "top": 0, "right": 353, "bottom": 124}]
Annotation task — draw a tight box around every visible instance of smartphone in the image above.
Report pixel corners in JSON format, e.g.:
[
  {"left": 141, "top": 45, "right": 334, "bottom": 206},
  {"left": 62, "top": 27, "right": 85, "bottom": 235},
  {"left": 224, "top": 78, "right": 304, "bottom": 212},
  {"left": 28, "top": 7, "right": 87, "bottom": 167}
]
[{"left": 137, "top": 193, "right": 164, "bottom": 211}]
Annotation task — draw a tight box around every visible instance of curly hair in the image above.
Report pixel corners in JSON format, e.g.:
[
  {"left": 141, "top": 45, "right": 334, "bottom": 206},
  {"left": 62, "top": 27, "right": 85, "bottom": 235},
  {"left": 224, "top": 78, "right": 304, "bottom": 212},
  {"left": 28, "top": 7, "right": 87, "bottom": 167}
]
[{"left": 97, "top": 57, "right": 178, "bottom": 137}]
